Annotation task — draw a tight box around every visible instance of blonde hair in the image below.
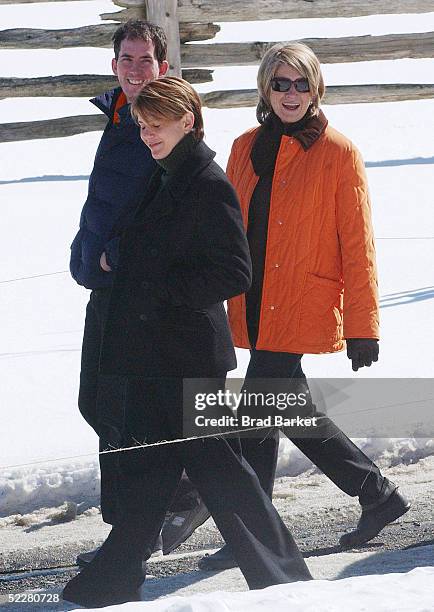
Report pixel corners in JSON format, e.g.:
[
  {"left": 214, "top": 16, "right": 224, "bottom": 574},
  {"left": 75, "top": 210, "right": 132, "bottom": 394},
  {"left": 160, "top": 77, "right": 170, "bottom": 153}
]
[
  {"left": 131, "top": 76, "right": 204, "bottom": 140},
  {"left": 257, "top": 42, "right": 325, "bottom": 124}
]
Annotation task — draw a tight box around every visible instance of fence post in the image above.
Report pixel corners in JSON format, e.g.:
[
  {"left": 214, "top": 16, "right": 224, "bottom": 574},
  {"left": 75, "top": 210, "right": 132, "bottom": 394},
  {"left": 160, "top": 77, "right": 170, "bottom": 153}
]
[{"left": 144, "top": 0, "right": 181, "bottom": 76}]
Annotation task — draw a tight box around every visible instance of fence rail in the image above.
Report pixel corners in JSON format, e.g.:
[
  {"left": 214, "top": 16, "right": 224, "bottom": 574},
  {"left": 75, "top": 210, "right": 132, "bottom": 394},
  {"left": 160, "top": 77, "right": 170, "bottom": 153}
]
[
  {"left": 103, "top": 0, "right": 434, "bottom": 21},
  {"left": 0, "top": 23, "right": 219, "bottom": 49},
  {"left": 0, "top": 70, "right": 213, "bottom": 98},
  {"left": 2, "top": 84, "right": 433, "bottom": 143},
  {"left": 1, "top": 0, "right": 433, "bottom": 138},
  {"left": 1, "top": 0, "right": 432, "bottom": 15},
  {"left": 181, "top": 32, "right": 434, "bottom": 67}
]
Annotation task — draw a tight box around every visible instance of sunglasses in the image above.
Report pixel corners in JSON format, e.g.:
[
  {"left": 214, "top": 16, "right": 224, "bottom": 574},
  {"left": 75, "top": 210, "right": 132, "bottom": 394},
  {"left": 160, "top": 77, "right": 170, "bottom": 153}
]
[{"left": 270, "top": 77, "right": 310, "bottom": 93}]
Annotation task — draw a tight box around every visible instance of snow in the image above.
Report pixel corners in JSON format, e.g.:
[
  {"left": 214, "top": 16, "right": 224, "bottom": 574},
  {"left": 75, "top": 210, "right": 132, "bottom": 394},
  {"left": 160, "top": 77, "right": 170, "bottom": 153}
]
[
  {"left": 65, "top": 567, "right": 434, "bottom": 612},
  {"left": 0, "top": 0, "right": 433, "bottom": 558}
]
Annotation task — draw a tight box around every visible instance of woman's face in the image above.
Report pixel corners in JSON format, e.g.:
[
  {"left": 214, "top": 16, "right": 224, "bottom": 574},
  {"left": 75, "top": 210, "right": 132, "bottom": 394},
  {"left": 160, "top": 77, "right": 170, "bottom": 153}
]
[
  {"left": 269, "top": 64, "right": 312, "bottom": 124},
  {"left": 137, "top": 112, "right": 193, "bottom": 159}
]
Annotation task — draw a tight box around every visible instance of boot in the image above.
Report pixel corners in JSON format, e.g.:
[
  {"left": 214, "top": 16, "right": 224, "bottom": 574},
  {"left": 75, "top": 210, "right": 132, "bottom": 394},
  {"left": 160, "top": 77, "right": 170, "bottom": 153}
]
[
  {"left": 339, "top": 480, "right": 410, "bottom": 548},
  {"left": 63, "top": 521, "right": 146, "bottom": 608}
]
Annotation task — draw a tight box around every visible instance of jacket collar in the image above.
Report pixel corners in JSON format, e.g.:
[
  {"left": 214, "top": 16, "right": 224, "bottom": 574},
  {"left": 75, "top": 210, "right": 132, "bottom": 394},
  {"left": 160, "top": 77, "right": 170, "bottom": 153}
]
[
  {"left": 163, "top": 139, "right": 216, "bottom": 200},
  {"left": 90, "top": 87, "right": 129, "bottom": 124},
  {"left": 136, "top": 140, "right": 216, "bottom": 222},
  {"left": 286, "top": 109, "right": 328, "bottom": 151},
  {"left": 251, "top": 109, "right": 328, "bottom": 176}
]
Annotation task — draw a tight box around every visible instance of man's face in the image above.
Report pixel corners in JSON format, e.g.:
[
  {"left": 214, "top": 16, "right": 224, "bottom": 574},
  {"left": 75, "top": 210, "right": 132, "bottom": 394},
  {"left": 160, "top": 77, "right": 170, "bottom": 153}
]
[{"left": 112, "top": 38, "right": 168, "bottom": 103}]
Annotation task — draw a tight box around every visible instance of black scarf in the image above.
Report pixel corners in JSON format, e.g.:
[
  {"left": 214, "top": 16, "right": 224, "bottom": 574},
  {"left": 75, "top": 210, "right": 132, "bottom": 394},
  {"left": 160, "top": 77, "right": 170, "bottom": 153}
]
[{"left": 251, "top": 109, "right": 328, "bottom": 176}]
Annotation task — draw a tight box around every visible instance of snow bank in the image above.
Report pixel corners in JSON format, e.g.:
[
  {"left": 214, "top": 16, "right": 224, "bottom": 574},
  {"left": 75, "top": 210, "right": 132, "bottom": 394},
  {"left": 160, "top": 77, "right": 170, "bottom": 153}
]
[
  {"left": 277, "top": 437, "right": 434, "bottom": 477},
  {"left": 71, "top": 567, "right": 434, "bottom": 611},
  {"left": 0, "top": 460, "right": 100, "bottom": 518},
  {"left": 1, "top": 436, "right": 433, "bottom": 517}
]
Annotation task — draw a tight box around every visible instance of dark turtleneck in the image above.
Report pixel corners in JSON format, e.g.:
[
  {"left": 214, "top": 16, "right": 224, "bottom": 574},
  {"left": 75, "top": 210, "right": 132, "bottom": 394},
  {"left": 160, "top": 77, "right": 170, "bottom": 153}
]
[
  {"left": 250, "top": 108, "right": 327, "bottom": 176},
  {"left": 246, "top": 108, "right": 328, "bottom": 347},
  {"left": 156, "top": 131, "right": 198, "bottom": 179}
]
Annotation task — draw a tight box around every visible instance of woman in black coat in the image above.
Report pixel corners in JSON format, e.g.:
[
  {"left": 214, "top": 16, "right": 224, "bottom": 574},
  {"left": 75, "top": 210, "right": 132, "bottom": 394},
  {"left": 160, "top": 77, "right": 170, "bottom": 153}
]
[{"left": 63, "top": 77, "right": 312, "bottom": 608}]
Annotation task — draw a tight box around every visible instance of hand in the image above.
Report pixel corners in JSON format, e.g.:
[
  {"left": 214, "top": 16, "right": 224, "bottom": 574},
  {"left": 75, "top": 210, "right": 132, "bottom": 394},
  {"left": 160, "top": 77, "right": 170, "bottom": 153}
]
[
  {"left": 100, "top": 252, "right": 112, "bottom": 272},
  {"left": 346, "top": 338, "right": 379, "bottom": 372}
]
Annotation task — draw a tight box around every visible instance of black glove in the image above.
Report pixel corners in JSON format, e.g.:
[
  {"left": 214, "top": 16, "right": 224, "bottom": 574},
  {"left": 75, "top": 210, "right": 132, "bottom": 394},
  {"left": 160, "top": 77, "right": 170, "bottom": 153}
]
[{"left": 346, "top": 338, "right": 379, "bottom": 372}]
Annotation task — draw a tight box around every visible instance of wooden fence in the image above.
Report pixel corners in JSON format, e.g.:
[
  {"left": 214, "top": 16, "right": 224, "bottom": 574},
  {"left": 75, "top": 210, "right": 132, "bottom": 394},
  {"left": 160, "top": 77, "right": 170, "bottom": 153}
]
[{"left": 1, "top": 0, "right": 434, "bottom": 142}]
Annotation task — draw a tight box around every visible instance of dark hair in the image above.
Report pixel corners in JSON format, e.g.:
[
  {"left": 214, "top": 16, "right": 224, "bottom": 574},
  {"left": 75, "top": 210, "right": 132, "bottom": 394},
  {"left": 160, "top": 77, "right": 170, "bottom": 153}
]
[
  {"left": 131, "top": 77, "right": 205, "bottom": 141},
  {"left": 112, "top": 19, "right": 167, "bottom": 64}
]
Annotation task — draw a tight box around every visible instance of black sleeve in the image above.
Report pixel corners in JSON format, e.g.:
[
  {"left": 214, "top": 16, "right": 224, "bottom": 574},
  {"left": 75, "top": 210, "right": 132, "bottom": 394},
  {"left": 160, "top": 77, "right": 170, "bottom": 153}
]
[{"left": 158, "top": 177, "right": 252, "bottom": 309}]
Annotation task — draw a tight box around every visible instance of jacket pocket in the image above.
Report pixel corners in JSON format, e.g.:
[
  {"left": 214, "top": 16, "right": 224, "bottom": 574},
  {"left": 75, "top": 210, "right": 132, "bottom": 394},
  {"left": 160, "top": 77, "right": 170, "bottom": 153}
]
[
  {"left": 160, "top": 307, "right": 217, "bottom": 333},
  {"left": 297, "top": 273, "right": 344, "bottom": 344}
]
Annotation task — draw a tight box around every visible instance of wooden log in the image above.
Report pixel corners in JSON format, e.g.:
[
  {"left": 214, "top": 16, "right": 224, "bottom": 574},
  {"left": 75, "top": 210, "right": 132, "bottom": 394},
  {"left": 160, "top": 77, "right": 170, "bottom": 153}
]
[
  {"left": 201, "top": 84, "right": 434, "bottom": 108},
  {"left": 114, "top": 0, "right": 434, "bottom": 22},
  {"left": 181, "top": 32, "right": 434, "bottom": 67},
  {"left": 179, "top": 22, "right": 220, "bottom": 43},
  {"left": 2, "top": 84, "right": 433, "bottom": 143},
  {"left": 100, "top": 8, "right": 144, "bottom": 22},
  {"left": 0, "top": 115, "right": 107, "bottom": 143},
  {"left": 0, "top": 23, "right": 219, "bottom": 49},
  {"left": 1, "top": 0, "right": 433, "bottom": 16},
  {"left": 145, "top": 0, "right": 181, "bottom": 76},
  {"left": 0, "top": 75, "right": 118, "bottom": 97},
  {"left": 0, "top": 70, "right": 213, "bottom": 98},
  {"left": 0, "top": 25, "right": 116, "bottom": 50}
]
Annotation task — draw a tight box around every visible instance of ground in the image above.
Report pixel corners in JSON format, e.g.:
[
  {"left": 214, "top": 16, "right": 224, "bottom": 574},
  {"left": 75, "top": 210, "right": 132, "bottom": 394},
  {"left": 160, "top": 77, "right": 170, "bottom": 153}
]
[{"left": 0, "top": 456, "right": 432, "bottom": 609}]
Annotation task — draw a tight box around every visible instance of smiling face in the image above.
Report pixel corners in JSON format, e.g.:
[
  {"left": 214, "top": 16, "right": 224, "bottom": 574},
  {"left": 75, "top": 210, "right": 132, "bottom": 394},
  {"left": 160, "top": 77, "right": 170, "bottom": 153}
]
[
  {"left": 137, "top": 112, "right": 194, "bottom": 159},
  {"left": 269, "top": 64, "right": 312, "bottom": 124},
  {"left": 111, "top": 38, "right": 168, "bottom": 103}
]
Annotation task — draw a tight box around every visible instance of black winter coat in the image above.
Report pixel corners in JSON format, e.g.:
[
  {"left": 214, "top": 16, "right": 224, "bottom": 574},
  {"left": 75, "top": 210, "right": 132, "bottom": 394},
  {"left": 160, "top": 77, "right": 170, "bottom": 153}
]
[
  {"left": 69, "top": 88, "right": 156, "bottom": 289},
  {"left": 99, "top": 140, "right": 252, "bottom": 378}
]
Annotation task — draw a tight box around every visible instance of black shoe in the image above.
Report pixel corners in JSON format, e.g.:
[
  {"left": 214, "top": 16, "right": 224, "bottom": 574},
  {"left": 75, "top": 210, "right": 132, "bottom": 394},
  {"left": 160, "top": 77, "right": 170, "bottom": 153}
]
[
  {"left": 339, "top": 483, "right": 411, "bottom": 549},
  {"left": 198, "top": 544, "right": 238, "bottom": 570},
  {"left": 63, "top": 574, "right": 142, "bottom": 608},
  {"left": 162, "top": 500, "right": 210, "bottom": 555},
  {"left": 76, "top": 533, "right": 163, "bottom": 567},
  {"left": 64, "top": 525, "right": 145, "bottom": 608}
]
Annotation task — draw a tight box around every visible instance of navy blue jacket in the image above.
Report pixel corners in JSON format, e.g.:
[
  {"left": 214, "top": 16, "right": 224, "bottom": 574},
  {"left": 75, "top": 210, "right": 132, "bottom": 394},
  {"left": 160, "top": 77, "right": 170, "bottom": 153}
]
[{"left": 70, "top": 88, "right": 156, "bottom": 289}]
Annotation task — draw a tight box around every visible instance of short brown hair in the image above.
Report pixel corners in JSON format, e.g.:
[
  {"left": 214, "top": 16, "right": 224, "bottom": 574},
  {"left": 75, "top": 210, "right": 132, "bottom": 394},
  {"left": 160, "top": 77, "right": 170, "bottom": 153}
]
[
  {"left": 131, "top": 77, "right": 204, "bottom": 141},
  {"left": 257, "top": 42, "right": 325, "bottom": 124},
  {"left": 112, "top": 19, "right": 167, "bottom": 64}
]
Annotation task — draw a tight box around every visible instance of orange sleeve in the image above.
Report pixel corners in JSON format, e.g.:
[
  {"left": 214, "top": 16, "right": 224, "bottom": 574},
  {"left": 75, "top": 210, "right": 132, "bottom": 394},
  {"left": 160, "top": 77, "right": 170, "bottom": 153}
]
[{"left": 335, "top": 145, "right": 380, "bottom": 339}]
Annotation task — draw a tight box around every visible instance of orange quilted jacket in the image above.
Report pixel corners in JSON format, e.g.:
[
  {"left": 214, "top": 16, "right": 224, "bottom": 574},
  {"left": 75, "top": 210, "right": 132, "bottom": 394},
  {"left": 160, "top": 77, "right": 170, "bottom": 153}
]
[{"left": 226, "top": 123, "right": 379, "bottom": 354}]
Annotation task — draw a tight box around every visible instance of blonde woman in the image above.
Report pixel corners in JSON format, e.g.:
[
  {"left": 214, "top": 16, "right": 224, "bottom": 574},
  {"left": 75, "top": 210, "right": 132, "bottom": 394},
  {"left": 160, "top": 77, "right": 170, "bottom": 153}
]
[{"left": 199, "top": 43, "right": 410, "bottom": 570}]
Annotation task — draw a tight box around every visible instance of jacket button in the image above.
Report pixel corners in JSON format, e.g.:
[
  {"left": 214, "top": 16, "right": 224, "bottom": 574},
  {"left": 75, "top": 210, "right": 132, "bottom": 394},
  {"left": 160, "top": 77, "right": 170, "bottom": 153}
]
[
  {"left": 270, "top": 305, "right": 276, "bottom": 310},
  {"left": 139, "top": 314, "right": 148, "bottom": 321},
  {"left": 150, "top": 248, "right": 158, "bottom": 257},
  {"left": 274, "top": 264, "right": 280, "bottom": 268},
  {"left": 277, "top": 220, "right": 283, "bottom": 225}
]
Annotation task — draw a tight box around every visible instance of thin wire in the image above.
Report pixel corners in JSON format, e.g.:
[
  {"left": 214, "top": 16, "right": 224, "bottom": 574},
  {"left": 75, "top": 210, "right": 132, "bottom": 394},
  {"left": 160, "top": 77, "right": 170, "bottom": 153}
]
[
  {"left": 1, "top": 237, "right": 433, "bottom": 284},
  {"left": 0, "top": 271, "right": 68, "bottom": 284},
  {"left": 2, "top": 395, "right": 432, "bottom": 472},
  {"left": 0, "top": 426, "right": 267, "bottom": 471}
]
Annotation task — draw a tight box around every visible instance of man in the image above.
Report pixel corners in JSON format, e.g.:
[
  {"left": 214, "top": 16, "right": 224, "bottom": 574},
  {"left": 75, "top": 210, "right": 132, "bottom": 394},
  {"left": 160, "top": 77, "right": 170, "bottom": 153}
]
[{"left": 70, "top": 19, "right": 207, "bottom": 565}]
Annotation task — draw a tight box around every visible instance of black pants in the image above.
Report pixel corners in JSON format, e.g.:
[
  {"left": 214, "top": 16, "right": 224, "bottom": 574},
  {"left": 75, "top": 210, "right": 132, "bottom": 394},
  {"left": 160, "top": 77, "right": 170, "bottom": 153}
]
[
  {"left": 240, "top": 350, "right": 384, "bottom": 505},
  {"left": 115, "top": 377, "right": 312, "bottom": 589},
  {"left": 79, "top": 289, "right": 122, "bottom": 523},
  {"left": 78, "top": 290, "right": 196, "bottom": 522},
  {"left": 77, "top": 291, "right": 230, "bottom": 522}
]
